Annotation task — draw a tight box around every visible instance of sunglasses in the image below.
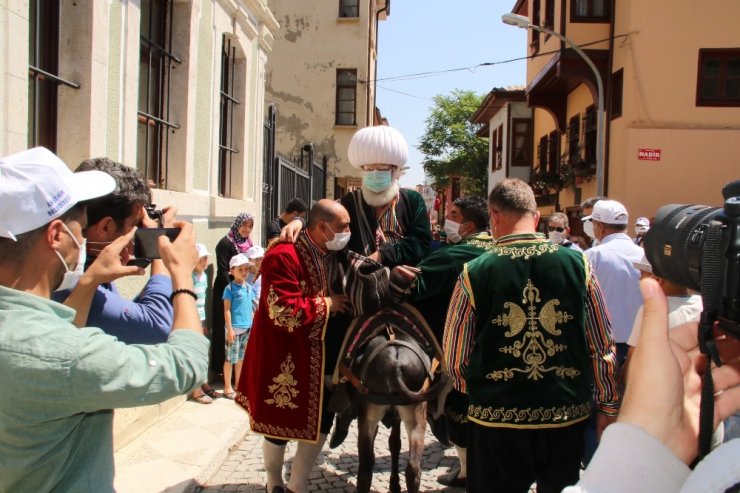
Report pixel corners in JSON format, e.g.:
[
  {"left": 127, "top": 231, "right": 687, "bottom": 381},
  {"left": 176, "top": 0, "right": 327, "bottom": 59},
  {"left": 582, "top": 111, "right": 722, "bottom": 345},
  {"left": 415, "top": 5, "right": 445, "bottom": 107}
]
[{"left": 548, "top": 226, "right": 565, "bottom": 232}]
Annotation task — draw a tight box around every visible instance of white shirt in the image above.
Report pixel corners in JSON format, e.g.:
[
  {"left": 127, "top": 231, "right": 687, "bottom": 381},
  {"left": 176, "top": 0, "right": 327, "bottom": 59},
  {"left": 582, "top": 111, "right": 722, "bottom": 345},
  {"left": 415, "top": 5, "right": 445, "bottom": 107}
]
[
  {"left": 627, "top": 294, "right": 703, "bottom": 347},
  {"left": 585, "top": 232, "right": 644, "bottom": 343}
]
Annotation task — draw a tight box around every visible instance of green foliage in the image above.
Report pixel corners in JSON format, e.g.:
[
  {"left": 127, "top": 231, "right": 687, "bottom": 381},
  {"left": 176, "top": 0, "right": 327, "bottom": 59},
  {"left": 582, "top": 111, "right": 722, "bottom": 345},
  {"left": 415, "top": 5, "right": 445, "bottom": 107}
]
[{"left": 418, "top": 89, "right": 489, "bottom": 198}]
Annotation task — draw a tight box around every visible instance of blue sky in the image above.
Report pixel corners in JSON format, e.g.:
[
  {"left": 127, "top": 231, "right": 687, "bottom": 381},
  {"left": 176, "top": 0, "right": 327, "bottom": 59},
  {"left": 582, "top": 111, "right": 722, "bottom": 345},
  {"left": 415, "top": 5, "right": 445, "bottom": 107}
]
[{"left": 375, "top": 0, "right": 528, "bottom": 187}]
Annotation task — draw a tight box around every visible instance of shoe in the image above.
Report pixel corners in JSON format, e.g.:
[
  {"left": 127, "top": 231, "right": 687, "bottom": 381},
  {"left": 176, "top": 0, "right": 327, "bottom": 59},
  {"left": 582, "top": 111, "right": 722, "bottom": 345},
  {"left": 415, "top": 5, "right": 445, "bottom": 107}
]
[
  {"left": 268, "top": 486, "right": 285, "bottom": 493},
  {"left": 437, "top": 464, "right": 466, "bottom": 487},
  {"left": 202, "top": 385, "right": 219, "bottom": 398},
  {"left": 192, "top": 393, "right": 213, "bottom": 404},
  {"left": 222, "top": 391, "right": 237, "bottom": 400}
]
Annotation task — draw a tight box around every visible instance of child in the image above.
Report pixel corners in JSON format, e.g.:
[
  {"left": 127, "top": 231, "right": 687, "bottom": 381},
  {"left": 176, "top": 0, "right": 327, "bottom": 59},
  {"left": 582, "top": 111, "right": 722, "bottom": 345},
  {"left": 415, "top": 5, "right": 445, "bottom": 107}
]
[
  {"left": 191, "top": 243, "right": 217, "bottom": 404},
  {"left": 222, "top": 253, "right": 256, "bottom": 399},
  {"left": 246, "top": 245, "right": 265, "bottom": 300}
]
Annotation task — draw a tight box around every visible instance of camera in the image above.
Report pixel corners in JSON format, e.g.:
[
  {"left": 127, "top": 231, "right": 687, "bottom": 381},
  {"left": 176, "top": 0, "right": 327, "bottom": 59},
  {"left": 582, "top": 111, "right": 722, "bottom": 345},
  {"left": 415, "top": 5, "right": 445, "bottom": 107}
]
[
  {"left": 145, "top": 204, "right": 164, "bottom": 226},
  {"left": 643, "top": 180, "right": 740, "bottom": 338}
]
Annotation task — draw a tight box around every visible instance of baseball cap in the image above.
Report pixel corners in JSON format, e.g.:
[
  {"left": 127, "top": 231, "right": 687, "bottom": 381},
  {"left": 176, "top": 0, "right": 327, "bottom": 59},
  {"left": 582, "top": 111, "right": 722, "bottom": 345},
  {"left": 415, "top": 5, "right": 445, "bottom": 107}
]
[
  {"left": 229, "top": 253, "right": 251, "bottom": 269},
  {"left": 582, "top": 199, "right": 629, "bottom": 225},
  {"left": 246, "top": 245, "right": 265, "bottom": 259},
  {"left": 0, "top": 147, "right": 116, "bottom": 241},
  {"left": 196, "top": 243, "right": 210, "bottom": 258}
]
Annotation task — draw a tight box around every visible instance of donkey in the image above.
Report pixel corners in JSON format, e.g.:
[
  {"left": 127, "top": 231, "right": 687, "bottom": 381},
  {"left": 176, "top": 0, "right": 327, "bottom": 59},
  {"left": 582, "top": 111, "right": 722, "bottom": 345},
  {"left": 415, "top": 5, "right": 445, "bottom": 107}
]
[{"left": 330, "top": 304, "right": 446, "bottom": 493}]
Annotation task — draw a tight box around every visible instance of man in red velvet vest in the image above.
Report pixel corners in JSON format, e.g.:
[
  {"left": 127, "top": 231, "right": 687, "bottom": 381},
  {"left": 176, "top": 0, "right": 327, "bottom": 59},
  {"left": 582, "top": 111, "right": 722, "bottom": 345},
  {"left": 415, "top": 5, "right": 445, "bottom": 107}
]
[{"left": 236, "top": 199, "right": 351, "bottom": 493}]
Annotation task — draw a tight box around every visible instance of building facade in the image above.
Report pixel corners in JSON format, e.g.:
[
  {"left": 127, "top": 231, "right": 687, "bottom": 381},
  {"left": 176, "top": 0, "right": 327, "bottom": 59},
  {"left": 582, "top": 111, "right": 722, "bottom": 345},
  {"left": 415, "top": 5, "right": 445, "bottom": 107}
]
[
  {"left": 265, "top": 0, "right": 389, "bottom": 199},
  {"left": 1, "top": 0, "right": 277, "bottom": 448},
  {"left": 509, "top": 0, "right": 740, "bottom": 231},
  {"left": 471, "top": 87, "right": 533, "bottom": 196},
  {"left": 2, "top": 0, "right": 278, "bottom": 246}
]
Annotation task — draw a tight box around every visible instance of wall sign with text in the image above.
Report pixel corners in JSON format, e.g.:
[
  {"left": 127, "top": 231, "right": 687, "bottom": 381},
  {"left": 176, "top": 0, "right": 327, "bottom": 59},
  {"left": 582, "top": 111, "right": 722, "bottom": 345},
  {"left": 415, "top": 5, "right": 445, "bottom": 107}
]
[{"left": 638, "top": 148, "right": 661, "bottom": 161}]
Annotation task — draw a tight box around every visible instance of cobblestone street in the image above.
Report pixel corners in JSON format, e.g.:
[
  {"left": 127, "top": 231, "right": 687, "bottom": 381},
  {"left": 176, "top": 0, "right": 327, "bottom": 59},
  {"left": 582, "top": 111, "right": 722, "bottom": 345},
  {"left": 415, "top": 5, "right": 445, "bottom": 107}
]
[{"left": 200, "top": 420, "right": 466, "bottom": 493}]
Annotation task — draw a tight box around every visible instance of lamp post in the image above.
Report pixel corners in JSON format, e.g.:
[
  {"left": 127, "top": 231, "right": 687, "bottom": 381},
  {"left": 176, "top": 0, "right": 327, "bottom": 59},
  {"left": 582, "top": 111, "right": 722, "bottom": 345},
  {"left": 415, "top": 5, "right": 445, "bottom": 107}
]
[{"left": 502, "top": 13, "right": 605, "bottom": 196}]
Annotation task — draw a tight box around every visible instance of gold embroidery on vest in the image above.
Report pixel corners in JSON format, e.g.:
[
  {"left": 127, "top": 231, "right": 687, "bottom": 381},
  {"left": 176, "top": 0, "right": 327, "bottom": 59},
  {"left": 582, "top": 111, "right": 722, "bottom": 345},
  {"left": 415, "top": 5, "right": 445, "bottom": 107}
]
[
  {"left": 265, "top": 353, "right": 300, "bottom": 409},
  {"left": 468, "top": 402, "right": 591, "bottom": 424},
  {"left": 488, "top": 279, "right": 579, "bottom": 381},
  {"left": 267, "top": 285, "right": 303, "bottom": 333},
  {"left": 494, "top": 242, "right": 557, "bottom": 260}
]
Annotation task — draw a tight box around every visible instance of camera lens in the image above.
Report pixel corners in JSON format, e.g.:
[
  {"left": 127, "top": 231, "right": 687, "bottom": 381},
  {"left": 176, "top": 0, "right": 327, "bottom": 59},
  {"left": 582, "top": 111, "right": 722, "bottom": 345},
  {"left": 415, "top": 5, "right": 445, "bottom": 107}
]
[{"left": 643, "top": 204, "right": 722, "bottom": 291}]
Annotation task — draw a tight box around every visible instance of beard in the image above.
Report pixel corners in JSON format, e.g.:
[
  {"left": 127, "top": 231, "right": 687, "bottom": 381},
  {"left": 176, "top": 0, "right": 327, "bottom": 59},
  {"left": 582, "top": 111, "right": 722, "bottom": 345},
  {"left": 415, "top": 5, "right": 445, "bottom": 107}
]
[{"left": 360, "top": 180, "right": 400, "bottom": 207}]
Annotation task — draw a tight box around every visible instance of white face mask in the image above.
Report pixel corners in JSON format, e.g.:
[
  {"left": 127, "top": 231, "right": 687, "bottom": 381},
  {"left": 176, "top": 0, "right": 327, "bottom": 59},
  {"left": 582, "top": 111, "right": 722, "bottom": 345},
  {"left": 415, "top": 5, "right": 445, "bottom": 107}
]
[
  {"left": 548, "top": 231, "right": 565, "bottom": 244},
  {"left": 443, "top": 219, "right": 463, "bottom": 244},
  {"left": 583, "top": 220, "right": 595, "bottom": 240},
  {"left": 323, "top": 224, "right": 351, "bottom": 251},
  {"left": 54, "top": 223, "right": 87, "bottom": 292}
]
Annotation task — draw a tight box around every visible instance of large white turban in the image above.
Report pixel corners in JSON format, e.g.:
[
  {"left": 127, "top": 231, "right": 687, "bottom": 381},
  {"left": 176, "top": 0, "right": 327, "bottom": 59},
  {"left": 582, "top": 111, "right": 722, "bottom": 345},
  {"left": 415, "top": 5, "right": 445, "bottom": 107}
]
[{"left": 347, "top": 126, "right": 408, "bottom": 169}]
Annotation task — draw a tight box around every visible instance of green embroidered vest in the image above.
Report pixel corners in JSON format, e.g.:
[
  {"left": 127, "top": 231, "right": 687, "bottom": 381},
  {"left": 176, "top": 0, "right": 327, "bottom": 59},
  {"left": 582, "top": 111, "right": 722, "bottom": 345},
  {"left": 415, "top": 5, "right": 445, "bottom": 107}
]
[{"left": 463, "top": 233, "right": 592, "bottom": 429}]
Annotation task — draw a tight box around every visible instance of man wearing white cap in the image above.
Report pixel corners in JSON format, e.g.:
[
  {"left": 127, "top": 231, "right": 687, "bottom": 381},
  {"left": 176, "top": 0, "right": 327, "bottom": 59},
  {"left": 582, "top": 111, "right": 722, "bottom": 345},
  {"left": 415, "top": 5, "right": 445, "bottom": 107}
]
[
  {"left": 583, "top": 199, "right": 644, "bottom": 362},
  {"left": 633, "top": 216, "right": 650, "bottom": 246},
  {"left": 0, "top": 148, "right": 208, "bottom": 491}
]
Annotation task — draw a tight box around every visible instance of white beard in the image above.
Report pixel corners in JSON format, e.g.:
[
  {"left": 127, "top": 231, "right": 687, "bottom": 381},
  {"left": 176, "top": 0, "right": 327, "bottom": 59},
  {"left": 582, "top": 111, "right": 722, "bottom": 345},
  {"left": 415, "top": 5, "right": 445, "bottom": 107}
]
[{"left": 361, "top": 181, "right": 400, "bottom": 207}]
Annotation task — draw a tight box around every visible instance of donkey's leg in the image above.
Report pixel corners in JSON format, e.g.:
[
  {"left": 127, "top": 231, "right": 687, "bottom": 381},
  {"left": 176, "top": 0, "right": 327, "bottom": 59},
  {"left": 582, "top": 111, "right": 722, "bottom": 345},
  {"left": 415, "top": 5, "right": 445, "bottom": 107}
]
[
  {"left": 398, "top": 402, "right": 427, "bottom": 493},
  {"left": 388, "top": 412, "right": 402, "bottom": 493},
  {"left": 357, "top": 403, "right": 388, "bottom": 493}
]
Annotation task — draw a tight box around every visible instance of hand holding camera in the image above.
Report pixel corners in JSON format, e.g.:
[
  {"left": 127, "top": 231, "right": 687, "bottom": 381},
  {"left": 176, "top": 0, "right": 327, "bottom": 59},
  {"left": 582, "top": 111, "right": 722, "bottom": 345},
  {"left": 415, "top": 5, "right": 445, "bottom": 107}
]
[{"left": 84, "top": 228, "right": 146, "bottom": 284}]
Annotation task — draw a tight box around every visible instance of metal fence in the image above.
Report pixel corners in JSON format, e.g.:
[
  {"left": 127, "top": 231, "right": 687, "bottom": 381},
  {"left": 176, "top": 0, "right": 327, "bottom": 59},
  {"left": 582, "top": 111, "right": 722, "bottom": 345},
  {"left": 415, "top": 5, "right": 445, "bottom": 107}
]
[{"left": 262, "top": 105, "right": 328, "bottom": 240}]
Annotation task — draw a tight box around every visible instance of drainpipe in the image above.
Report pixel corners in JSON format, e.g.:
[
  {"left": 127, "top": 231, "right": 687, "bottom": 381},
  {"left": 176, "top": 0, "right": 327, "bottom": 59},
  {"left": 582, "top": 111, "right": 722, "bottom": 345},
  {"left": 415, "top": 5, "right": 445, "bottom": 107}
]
[{"left": 370, "top": 0, "right": 390, "bottom": 125}]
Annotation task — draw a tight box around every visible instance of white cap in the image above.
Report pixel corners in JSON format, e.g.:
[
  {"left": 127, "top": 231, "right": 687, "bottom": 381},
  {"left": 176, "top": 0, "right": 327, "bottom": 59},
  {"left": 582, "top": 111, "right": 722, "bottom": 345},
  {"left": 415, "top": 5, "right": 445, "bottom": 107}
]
[
  {"left": 196, "top": 243, "right": 210, "bottom": 258},
  {"left": 582, "top": 199, "right": 629, "bottom": 225},
  {"left": 229, "top": 253, "right": 251, "bottom": 269},
  {"left": 635, "top": 217, "right": 650, "bottom": 227},
  {"left": 246, "top": 245, "right": 265, "bottom": 259},
  {"left": 0, "top": 147, "right": 116, "bottom": 241},
  {"left": 348, "top": 126, "right": 408, "bottom": 169}
]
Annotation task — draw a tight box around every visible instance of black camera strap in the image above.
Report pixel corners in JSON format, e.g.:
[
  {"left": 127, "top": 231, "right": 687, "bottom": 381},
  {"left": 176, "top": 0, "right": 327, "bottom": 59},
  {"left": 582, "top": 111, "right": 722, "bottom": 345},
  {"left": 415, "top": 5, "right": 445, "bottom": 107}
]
[{"left": 697, "top": 222, "right": 724, "bottom": 460}]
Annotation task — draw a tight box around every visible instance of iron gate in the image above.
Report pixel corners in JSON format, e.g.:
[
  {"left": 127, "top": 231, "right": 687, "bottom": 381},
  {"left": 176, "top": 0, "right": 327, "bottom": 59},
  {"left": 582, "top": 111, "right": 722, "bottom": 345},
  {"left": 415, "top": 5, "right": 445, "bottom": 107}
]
[{"left": 262, "top": 105, "right": 328, "bottom": 240}]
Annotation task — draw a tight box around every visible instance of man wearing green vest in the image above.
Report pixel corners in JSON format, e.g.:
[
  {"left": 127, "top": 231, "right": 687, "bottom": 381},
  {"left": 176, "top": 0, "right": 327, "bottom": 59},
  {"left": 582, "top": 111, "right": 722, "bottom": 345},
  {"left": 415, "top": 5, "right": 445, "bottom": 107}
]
[
  {"left": 443, "top": 179, "right": 621, "bottom": 493},
  {"left": 404, "top": 195, "right": 494, "bottom": 488}
]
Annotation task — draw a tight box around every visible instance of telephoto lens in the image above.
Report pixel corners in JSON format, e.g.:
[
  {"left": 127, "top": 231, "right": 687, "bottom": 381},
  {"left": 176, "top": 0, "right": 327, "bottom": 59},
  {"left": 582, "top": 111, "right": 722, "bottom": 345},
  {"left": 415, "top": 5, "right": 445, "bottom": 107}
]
[{"left": 643, "top": 204, "right": 722, "bottom": 292}]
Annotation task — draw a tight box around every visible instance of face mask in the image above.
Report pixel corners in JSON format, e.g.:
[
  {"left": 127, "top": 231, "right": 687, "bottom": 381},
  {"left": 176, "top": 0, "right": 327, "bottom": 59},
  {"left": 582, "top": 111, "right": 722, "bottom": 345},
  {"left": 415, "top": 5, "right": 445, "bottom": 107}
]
[
  {"left": 323, "top": 224, "right": 351, "bottom": 251},
  {"left": 583, "top": 220, "right": 595, "bottom": 240},
  {"left": 443, "top": 219, "right": 463, "bottom": 244},
  {"left": 54, "top": 223, "right": 87, "bottom": 291},
  {"left": 548, "top": 231, "right": 565, "bottom": 244},
  {"left": 362, "top": 170, "right": 393, "bottom": 193}
]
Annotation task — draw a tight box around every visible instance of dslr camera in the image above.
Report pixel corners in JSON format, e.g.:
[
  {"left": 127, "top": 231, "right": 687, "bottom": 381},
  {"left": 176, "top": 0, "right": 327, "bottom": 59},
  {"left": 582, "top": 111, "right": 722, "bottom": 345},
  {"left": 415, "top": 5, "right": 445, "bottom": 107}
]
[
  {"left": 643, "top": 179, "right": 740, "bottom": 338},
  {"left": 145, "top": 204, "right": 164, "bottom": 226}
]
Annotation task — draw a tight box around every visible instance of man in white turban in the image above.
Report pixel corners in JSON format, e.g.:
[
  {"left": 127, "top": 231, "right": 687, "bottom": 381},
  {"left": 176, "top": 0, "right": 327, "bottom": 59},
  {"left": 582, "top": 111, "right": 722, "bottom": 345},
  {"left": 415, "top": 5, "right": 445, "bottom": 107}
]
[
  {"left": 282, "top": 125, "right": 431, "bottom": 267},
  {"left": 273, "top": 126, "right": 432, "bottom": 489}
]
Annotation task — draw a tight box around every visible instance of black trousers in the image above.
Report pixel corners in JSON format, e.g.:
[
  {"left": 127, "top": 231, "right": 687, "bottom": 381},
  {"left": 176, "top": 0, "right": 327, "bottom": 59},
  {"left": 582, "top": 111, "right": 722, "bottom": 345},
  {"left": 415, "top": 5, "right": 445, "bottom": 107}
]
[{"left": 468, "top": 420, "right": 587, "bottom": 493}]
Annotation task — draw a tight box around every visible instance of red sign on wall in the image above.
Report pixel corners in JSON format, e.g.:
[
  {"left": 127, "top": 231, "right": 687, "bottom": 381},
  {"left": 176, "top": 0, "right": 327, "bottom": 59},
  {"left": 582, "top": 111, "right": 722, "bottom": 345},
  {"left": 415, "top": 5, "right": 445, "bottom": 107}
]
[{"left": 638, "top": 148, "right": 661, "bottom": 161}]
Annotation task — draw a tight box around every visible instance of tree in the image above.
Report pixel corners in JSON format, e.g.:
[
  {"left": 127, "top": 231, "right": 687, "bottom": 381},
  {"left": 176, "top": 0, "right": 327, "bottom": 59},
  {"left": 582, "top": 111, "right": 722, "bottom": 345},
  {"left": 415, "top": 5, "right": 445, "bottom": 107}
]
[{"left": 418, "top": 89, "right": 488, "bottom": 198}]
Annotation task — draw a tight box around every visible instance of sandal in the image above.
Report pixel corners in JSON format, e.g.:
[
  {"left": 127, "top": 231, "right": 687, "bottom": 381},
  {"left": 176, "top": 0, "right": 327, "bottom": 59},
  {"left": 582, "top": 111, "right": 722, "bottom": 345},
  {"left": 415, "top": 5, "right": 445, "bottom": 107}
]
[
  {"left": 222, "top": 391, "right": 237, "bottom": 400},
  {"left": 192, "top": 392, "right": 213, "bottom": 404},
  {"left": 202, "top": 385, "right": 219, "bottom": 398}
]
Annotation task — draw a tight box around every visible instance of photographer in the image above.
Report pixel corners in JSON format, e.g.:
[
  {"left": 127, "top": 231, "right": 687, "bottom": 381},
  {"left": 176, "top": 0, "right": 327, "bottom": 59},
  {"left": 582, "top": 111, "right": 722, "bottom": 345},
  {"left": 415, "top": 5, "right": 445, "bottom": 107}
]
[
  {"left": 0, "top": 148, "right": 208, "bottom": 491},
  {"left": 564, "top": 278, "right": 740, "bottom": 493},
  {"left": 54, "top": 158, "right": 175, "bottom": 343}
]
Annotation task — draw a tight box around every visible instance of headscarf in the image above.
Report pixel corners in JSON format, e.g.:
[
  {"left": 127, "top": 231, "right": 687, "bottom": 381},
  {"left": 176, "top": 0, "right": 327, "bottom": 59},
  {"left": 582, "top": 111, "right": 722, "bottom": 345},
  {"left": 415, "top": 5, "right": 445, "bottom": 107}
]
[{"left": 227, "top": 213, "right": 254, "bottom": 253}]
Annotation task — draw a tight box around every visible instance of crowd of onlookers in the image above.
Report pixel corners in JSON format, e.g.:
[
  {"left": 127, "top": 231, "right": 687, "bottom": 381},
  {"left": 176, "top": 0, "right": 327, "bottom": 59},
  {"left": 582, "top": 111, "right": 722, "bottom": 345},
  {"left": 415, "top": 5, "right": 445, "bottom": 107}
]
[{"left": 0, "top": 140, "right": 738, "bottom": 492}]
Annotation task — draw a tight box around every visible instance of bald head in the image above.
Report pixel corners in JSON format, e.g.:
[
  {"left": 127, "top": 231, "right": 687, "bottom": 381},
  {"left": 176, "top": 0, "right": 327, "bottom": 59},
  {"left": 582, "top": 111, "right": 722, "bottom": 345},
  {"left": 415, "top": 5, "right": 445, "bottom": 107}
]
[
  {"left": 306, "top": 199, "right": 351, "bottom": 251},
  {"left": 307, "top": 199, "right": 345, "bottom": 228}
]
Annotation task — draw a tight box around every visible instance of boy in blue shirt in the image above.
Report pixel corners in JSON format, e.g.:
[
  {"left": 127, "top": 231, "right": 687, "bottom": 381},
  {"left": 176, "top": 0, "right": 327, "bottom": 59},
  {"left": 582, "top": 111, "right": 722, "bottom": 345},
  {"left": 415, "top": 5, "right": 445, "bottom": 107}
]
[{"left": 222, "top": 253, "right": 256, "bottom": 399}]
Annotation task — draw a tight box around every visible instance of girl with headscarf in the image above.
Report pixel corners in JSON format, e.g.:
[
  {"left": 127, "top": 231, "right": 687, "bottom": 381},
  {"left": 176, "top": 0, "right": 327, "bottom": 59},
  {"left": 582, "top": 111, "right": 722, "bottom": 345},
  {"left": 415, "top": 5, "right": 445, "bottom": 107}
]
[{"left": 211, "top": 213, "right": 255, "bottom": 379}]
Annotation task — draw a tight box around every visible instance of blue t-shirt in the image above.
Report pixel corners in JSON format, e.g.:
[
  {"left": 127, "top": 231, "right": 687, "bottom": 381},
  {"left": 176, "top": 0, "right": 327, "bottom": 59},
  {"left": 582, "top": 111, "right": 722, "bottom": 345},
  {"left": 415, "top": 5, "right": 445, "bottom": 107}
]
[
  {"left": 222, "top": 281, "right": 255, "bottom": 332},
  {"left": 192, "top": 271, "right": 208, "bottom": 321}
]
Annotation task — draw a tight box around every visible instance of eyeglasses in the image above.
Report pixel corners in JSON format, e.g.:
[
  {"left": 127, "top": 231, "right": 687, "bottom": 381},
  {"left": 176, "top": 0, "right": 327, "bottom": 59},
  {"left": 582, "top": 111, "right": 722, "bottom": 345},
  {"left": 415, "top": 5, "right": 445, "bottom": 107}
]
[{"left": 548, "top": 226, "right": 565, "bottom": 232}]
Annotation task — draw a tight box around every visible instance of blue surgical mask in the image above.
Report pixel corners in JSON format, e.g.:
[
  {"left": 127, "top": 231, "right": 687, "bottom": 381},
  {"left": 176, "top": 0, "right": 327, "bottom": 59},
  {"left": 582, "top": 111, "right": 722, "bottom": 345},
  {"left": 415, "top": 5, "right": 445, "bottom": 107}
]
[{"left": 362, "top": 170, "right": 393, "bottom": 193}]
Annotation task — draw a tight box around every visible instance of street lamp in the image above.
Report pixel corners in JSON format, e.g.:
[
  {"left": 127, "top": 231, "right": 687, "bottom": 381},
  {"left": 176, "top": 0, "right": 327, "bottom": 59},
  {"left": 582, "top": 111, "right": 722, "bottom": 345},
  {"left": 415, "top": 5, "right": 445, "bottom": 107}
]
[{"left": 502, "top": 13, "right": 605, "bottom": 196}]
